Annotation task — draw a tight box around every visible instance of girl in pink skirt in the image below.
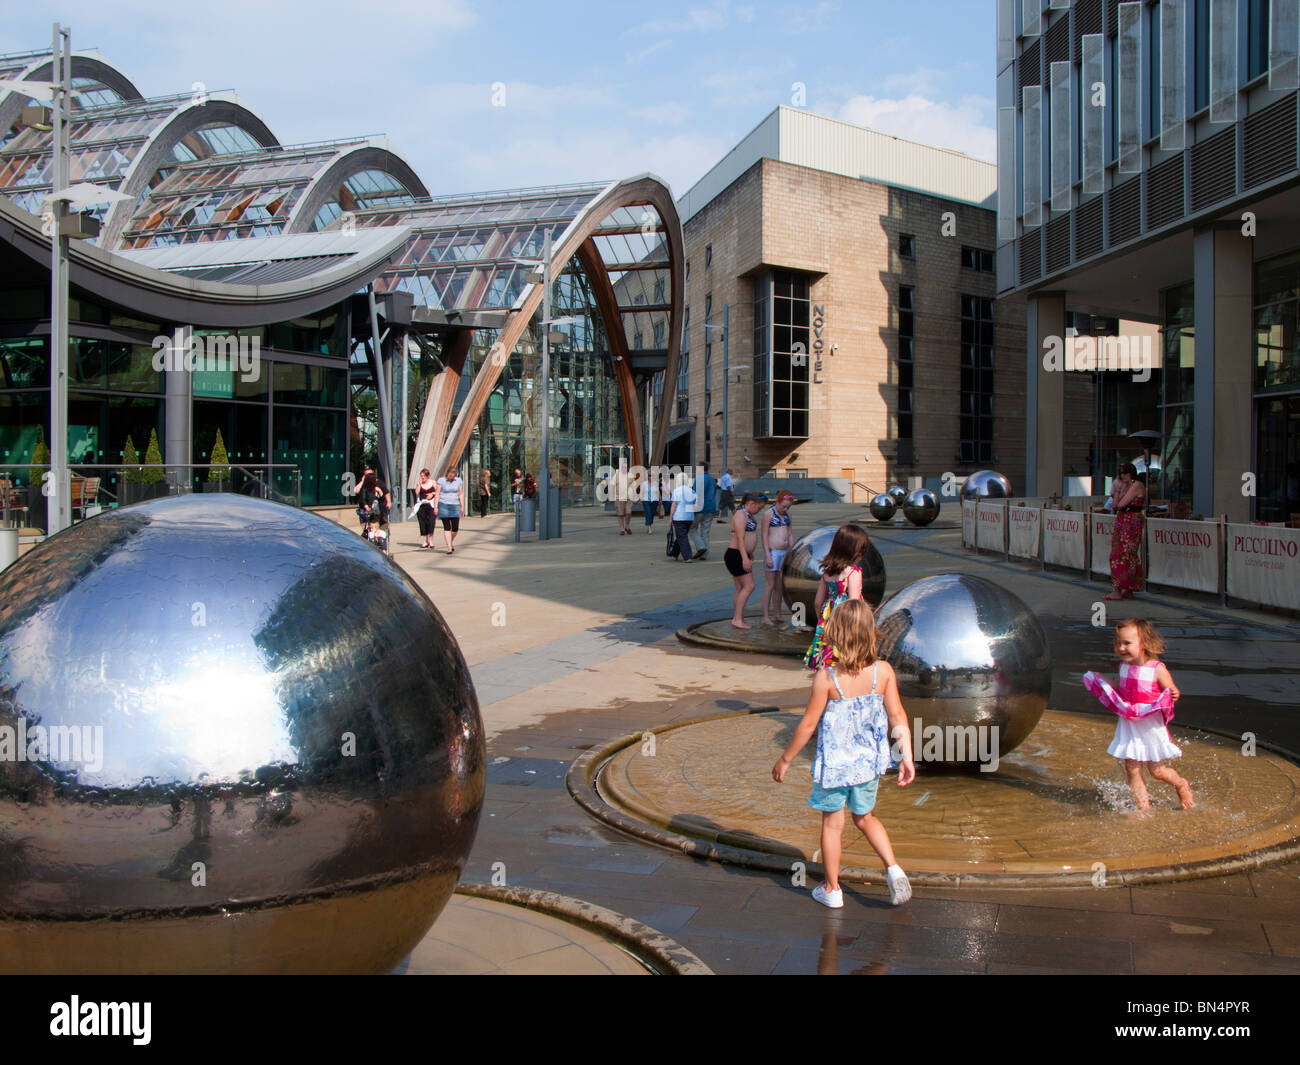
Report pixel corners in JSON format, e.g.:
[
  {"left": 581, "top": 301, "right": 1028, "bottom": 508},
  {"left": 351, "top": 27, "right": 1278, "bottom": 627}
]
[{"left": 1083, "top": 618, "right": 1193, "bottom": 810}]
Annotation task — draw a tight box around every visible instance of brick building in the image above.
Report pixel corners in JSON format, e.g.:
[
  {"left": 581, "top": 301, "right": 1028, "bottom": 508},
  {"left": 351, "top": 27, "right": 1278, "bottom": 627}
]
[{"left": 655, "top": 106, "right": 1028, "bottom": 499}]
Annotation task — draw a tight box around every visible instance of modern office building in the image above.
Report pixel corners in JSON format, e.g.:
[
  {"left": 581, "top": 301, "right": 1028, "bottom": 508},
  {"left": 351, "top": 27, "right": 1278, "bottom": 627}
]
[
  {"left": 662, "top": 105, "right": 1027, "bottom": 497},
  {"left": 0, "top": 46, "right": 683, "bottom": 521},
  {"left": 998, "top": 0, "right": 1300, "bottom": 522}
]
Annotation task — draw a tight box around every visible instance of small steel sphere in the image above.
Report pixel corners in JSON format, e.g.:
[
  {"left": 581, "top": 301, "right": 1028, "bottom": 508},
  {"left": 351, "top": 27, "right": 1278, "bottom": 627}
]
[
  {"left": 902, "top": 488, "right": 941, "bottom": 526},
  {"left": 0, "top": 495, "right": 484, "bottom": 974},
  {"left": 869, "top": 494, "right": 897, "bottom": 522},
  {"left": 781, "top": 524, "right": 887, "bottom": 618},
  {"left": 958, "top": 470, "right": 1013, "bottom": 500},
  {"left": 874, "top": 574, "right": 1050, "bottom": 769},
  {"left": 887, "top": 485, "right": 908, "bottom": 506}
]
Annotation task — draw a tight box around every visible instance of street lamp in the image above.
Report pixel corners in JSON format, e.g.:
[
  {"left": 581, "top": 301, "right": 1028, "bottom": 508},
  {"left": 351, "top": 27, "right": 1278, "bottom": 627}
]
[{"left": 513, "top": 229, "right": 577, "bottom": 540}]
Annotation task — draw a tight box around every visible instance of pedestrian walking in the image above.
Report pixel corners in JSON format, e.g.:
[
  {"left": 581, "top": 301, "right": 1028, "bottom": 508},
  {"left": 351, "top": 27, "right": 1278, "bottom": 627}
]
[
  {"left": 668, "top": 472, "right": 697, "bottom": 562},
  {"left": 478, "top": 468, "right": 491, "bottom": 519},
  {"left": 717, "top": 468, "right": 736, "bottom": 521},
  {"left": 691, "top": 462, "right": 718, "bottom": 559},
  {"left": 436, "top": 465, "right": 466, "bottom": 554}
]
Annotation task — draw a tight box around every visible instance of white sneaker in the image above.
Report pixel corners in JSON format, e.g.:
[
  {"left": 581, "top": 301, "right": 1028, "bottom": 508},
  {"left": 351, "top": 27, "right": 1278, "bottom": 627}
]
[
  {"left": 886, "top": 866, "right": 911, "bottom": 906},
  {"left": 811, "top": 883, "right": 843, "bottom": 909}
]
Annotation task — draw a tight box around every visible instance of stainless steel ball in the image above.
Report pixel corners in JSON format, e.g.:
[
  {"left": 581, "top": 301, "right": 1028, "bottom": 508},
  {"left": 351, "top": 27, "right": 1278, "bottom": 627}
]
[
  {"left": 887, "top": 485, "right": 908, "bottom": 506},
  {"left": 874, "top": 574, "right": 1050, "bottom": 769},
  {"left": 902, "top": 488, "right": 941, "bottom": 526},
  {"left": 959, "top": 470, "right": 1013, "bottom": 500},
  {"left": 868, "top": 494, "right": 897, "bottom": 522},
  {"left": 781, "top": 524, "right": 887, "bottom": 617},
  {"left": 0, "top": 495, "right": 484, "bottom": 974}
]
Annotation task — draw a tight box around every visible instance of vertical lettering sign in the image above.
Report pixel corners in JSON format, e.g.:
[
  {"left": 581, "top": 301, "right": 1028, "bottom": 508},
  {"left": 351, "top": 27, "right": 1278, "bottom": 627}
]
[{"left": 812, "top": 305, "right": 825, "bottom": 382}]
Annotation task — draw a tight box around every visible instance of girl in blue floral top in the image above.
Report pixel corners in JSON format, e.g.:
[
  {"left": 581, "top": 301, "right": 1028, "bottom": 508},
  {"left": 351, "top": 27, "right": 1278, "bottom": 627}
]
[{"left": 774, "top": 599, "right": 916, "bottom": 908}]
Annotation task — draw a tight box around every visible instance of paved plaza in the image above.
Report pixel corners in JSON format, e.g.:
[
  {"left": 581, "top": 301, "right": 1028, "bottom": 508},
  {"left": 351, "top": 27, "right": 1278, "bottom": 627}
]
[{"left": 393, "top": 503, "right": 1300, "bottom": 975}]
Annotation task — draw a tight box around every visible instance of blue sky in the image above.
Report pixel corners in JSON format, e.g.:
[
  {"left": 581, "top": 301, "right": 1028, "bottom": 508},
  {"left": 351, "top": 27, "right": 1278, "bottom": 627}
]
[{"left": 5, "top": 0, "right": 999, "bottom": 198}]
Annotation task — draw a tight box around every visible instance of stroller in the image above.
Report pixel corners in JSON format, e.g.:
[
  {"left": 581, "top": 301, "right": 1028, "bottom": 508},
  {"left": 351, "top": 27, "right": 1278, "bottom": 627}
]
[{"left": 357, "top": 498, "right": 390, "bottom": 554}]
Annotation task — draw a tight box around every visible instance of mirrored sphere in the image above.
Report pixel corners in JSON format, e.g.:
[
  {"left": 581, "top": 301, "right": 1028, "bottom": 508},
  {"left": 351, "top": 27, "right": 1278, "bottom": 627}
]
[
  {"left": 902, "top": 488, "right": 941, "bottom": 526},
  {"left": 782, "top": 524, "right": 887, "bottom": 615},
  {"left": 959, "top": 470, "right": 1013, "bottom": 500},
  {"left": 874, "top": 574, "right": 1050, "bottom": 768},
  {"left": 0, "top": 495, "right": 485, "bottom": 973},
  {"left": 887, "top": 485, "right": 908, "bottom": 506},
  {"left": 869, "top": 494, "right": 896, "bottom": 522}
]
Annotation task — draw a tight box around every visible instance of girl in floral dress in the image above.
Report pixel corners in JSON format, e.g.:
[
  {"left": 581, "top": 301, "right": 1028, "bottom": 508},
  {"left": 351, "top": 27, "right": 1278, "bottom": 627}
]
[{"left": 802, "top": 524, "right": 870, "bottom": 670}]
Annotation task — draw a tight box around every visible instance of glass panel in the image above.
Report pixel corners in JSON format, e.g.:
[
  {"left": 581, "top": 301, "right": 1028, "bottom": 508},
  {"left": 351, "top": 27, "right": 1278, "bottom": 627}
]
[
  {"left": 1050, "top": 61, "right": 1071, "bottom": 212},
  {"left": 1210, "top": 0, "right": 1238, "bottom": 122},
  {"left": 1270, "top": 0, "right": 1299, "bottom": 89},
  {"left": 998, "top": 0, "right": 1016, "bottom": 67},
  {"left": 1082, "top": 34, "right": 1105, "bottom": 193},
  {"left": 1022, "top": 86, "right": 1044, "bottom": 228},
  {"left": 1161, "top": 0, "right": 1187, "bottom": 149},
  {"left": 0, "top": 336, "right": 48, "bottom": 389},
  {"left": 998, "top": 106, "right": 1018, "bottom": 239},
  {"left": 1118, "top": 2, "right": 1143, "bottom": 172},
  {"left": 1023, "top": 0, "right": 1041, "bottom": 38}
]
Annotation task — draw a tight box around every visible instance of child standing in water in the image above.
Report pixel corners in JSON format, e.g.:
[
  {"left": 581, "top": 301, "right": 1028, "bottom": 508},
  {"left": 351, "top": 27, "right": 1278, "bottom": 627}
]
[
  {"left": 802, "top": 524, "right": 870, "bottom": 670},
  {"left": 1083, "top": 618, "right": 1193, "bottom": 810},
  {"left": 774, "top": 600, "right": 915, "bottom": 907},
  {"left": 761, "top": 490, "right": 796, "bottom": 626}
]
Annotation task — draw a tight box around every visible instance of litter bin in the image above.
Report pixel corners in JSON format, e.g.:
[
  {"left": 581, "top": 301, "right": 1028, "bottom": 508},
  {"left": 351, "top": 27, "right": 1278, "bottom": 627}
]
[{"left": 519, "top": 496, "right": 538, "bottom": 532}]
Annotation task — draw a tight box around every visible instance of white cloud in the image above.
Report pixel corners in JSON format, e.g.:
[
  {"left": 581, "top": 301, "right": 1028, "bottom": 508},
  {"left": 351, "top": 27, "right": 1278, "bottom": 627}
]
[
  {"left": 838, "top": 93, "right": 996, "bottom": 162},
  {"left": 631, "top": 1, "right": 755, "bottom": 35},
  {"left": 785, "top": 1, "right": 839, "bottom": 34}
]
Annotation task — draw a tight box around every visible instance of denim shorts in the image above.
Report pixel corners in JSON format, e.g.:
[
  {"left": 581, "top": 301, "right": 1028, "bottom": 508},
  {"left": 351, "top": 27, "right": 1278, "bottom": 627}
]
[{"left": 808, "top": 776, "right": 879, "bottom": 815}]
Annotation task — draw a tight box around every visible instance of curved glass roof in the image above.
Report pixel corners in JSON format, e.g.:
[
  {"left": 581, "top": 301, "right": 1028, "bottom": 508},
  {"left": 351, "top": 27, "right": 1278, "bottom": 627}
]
[
  {"left": 356, "top": 182, "right": 673, "bottom": 357},
  {"left": 121, "top": 140, "right": 423, "bottom": 249},
  {"left": 0, "top": 92, "right": 270, "bottom": 219}
]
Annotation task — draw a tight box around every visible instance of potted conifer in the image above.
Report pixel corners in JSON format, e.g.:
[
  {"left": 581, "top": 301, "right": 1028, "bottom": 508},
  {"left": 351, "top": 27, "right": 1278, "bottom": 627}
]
[
  {"left": 120, "top": 435, "right": 143, "bottom": 505},
  {"left": 204, "top": 429, "right": 231, "bottom": 492},
  {"left": 27, "top": 425, "right": 49, "bottom": 532},
  {"left": 142, "top": 428, "right": 167, "bottom": 500}
]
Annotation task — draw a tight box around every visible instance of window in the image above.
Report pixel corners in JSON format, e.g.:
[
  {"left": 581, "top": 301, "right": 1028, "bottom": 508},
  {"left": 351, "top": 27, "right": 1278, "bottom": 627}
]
[
  {"left": 653, "top": 277, "right": 665, "bottom": 303},
  {"left": 959, "top": 295, "right": 994, "bottom": 463},
  {"left": 685, "top": 260, "right": 691, "bottom": 281},
  {"left": 705, "top": 244, "right": 712, "bottom": 269},
  {"left": 705, "top": 293, "right": 712, "bottom": 321},
  {"left": 898, "top": 286, "right": 915, "bottom": 441},
  {"left": 1247, "top": 0, "right": 1270, "bottom": 81},
  {"left": 753, "top": 271, "right": 811, "bottom": 438},
  {"left": 899, "top": 233, "right": 915, "bottom": 260},
  {"left": 961, "top": 246, "right": 994, "bottom": 273},
  {"left": 676, "top": 352, "right": 689, "bottom": 420}
]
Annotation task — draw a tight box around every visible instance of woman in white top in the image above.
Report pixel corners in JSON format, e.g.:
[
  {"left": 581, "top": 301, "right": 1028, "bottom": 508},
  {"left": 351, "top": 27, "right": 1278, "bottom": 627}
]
[{"left": 435, "top": 466, "right": 467, "bottom": 554}]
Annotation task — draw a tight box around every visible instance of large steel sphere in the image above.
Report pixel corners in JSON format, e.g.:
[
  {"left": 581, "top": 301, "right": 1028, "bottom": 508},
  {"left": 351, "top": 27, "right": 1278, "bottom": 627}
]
[
  {"left": 868, "top": 493, "right": 896, "bottom": 522},
  {"left": 959, "top": 470, "right": 1013, "bottom": 500},
  {"left": 0, "top": 495, "right": 484, "bottom": 974},
  {"left": 887, "top": 485, "right": 907, "bottom": 506},
  {"left": 875, "top": 574, "right": 1050, "bottom": 769},
  {"left": 902, "top": 488, "right": 941, "bottom": 526},
  {"left": 781, "top": 525, "right": 887, "bottom": 618}
]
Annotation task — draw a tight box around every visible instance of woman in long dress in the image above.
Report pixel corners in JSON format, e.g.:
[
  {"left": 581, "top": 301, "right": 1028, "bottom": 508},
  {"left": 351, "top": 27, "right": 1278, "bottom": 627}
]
[{"left": 1106, "top": 462, "right": 1145, "bottom": 600}]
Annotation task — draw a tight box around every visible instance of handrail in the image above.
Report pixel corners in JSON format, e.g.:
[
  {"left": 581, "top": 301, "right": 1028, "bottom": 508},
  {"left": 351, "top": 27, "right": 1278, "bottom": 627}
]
[{"left": 0, "top": 462, "right": 303, "bottom": 509}]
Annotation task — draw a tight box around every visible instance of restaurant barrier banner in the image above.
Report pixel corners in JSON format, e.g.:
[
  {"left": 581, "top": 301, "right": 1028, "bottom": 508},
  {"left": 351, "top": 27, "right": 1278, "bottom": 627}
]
[
  {"left": 976, "top": 501, "right": 1006, "bottom": 552},
  {"left": 1041, "top": 509, "right": 1086, "bottom": 569},
  {"left": 1147, "top": 518, "right": 1220, "bottom": 593},
  {"left": 1226, "top": 524, "right": 1300, "bottom": 610},
  {"left": 1090, "top": 512, "right": 1114, "bottom": 576},
  {"left": 1007, "top": 505, "right": 1040, "bottom": 559},
  {"left": 962, "top": 499, "right": 976, "bottom": 547}
]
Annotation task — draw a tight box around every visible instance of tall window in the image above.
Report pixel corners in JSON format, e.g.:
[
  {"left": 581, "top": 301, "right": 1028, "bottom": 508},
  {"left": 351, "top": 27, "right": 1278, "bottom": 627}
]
[
  {"left": 753, "top": 271, "right": 811, "bottom": 438},
  {"left": 898, "top": 287, "right": 915, "bottom": 441},
  {"left": 676, "top": 352, "right": 689, "bottom": 420},
  {"left": 1162, "top": 282, "right": 1196, "bottom": 507},
  {"left": 959, "top": 295, "right": 994, "bottom": 463}
]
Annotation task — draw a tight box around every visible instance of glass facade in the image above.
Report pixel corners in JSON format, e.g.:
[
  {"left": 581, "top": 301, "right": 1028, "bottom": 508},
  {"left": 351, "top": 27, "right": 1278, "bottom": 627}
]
[
  {"left": 1254, "top": 251, "right": 1300, "bottom": 520},
  {"left": 959, "top": 295, "right": 995, "bottom": 463},
  {"left": 1160, "top": 283, "right": 1196, "bottom": 506}
]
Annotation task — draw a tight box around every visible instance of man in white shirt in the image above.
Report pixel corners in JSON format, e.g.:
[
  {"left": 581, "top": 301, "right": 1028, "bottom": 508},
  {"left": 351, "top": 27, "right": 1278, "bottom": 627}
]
[
  {"left": 717, "top": 468, "right": 735, "bottom": 522},
  {"left": 668, "top": 473, "right": 697, "bottom": 562}
]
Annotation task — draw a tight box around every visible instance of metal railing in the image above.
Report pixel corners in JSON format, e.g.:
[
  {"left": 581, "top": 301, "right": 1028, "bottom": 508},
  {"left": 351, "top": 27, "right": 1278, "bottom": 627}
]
[{"left": 1, "top": 462, "right": 302, "bottom": 530}]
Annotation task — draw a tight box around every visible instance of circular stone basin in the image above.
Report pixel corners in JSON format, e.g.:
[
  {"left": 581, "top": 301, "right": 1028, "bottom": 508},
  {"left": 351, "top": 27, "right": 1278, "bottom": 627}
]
[
  {"left": 677, "top": 618, "right": 811, "bottom": 657},
  {"left": 585, "top": 710, "right": 1300, "bottom": 885}
]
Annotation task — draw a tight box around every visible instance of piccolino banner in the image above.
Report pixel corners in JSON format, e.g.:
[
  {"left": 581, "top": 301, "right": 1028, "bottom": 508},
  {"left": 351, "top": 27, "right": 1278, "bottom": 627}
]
[
  {"left": 962, "top": 499, "right": 976, "bottom": 547},
  {"left": 1147, "top": 518, "right": 1220, "bottom": 593},
  {"left": 1090, "top": 512, "right": 1115, "bottom": 576},
  {"left": 976, "top": 501, "right": 1006, "bottom": 552},
  {"left": 1008, "top": 505, "right": 1041, "bottom": 559},
  {"left": 1041, "top": 509, "right": 1085, "bottom": 569},
  {"left": 1226, "top": 524, "right": 1300, "bottom": 610}
]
